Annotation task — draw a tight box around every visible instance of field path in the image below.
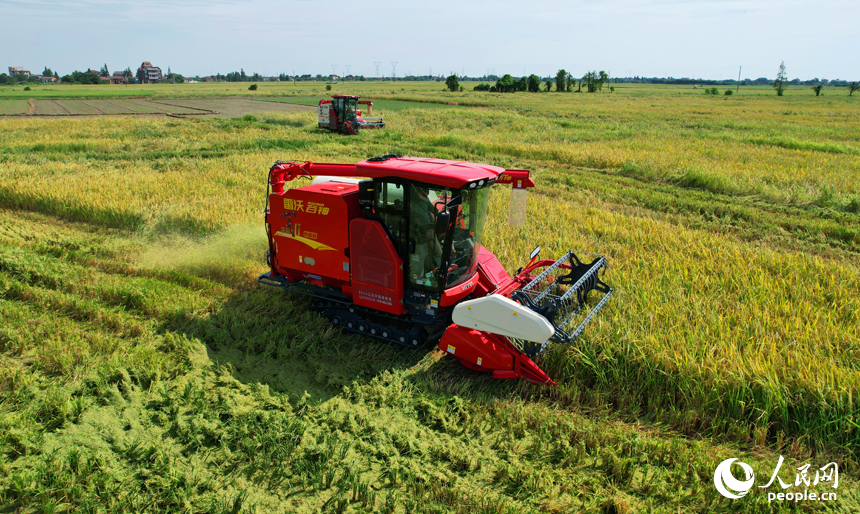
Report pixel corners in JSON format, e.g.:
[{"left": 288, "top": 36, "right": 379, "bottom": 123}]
[{"left": 27, "top": 98, "right": 34, "bottom": 114}]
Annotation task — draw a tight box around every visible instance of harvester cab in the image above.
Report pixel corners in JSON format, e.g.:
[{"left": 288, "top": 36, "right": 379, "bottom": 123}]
[
  {"left": 318, "top": 95, "right": 385, "bottom": 135},
  {"left": 259, "top": 155, "right": 612, "bottom": 384}
]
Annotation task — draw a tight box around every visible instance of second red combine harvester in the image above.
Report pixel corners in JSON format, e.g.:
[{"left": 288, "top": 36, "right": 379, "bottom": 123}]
[
  {"left": 318, "top": 95, "right": 385, "bottom": 135},
  {"left": 259, "top": 155, "right": 611, "bottom": 384}
]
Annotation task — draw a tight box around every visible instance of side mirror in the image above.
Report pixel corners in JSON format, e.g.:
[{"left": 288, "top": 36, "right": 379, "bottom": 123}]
[
  {"left": 358, "top": 180, "right": 374, "bottom": 206},
  {"left": 435, "top": 210, "right": 450, "bottom": 235}
]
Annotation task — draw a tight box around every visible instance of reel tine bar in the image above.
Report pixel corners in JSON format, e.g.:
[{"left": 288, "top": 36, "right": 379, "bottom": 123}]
[{"left": 511, "top": 251, "right": 612, "bottom": 355}]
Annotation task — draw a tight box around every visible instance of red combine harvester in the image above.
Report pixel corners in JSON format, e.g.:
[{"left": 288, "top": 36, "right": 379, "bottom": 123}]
[
  {"left": 318, "top": 95, "right": 385, "bottom": 135},
  {"left": 259, "top": 155, "right": 611, "bottom": 384}
]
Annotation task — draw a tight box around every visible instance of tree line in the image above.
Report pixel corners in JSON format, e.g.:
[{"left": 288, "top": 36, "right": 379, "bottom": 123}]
[{"left": 462, "top": 69, "right": 611, "bottom": 93}]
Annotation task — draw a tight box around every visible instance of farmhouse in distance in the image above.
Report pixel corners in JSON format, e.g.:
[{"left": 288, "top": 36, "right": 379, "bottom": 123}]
[{"left": 136, "top": 61, "right": 163, "bottom": 84}]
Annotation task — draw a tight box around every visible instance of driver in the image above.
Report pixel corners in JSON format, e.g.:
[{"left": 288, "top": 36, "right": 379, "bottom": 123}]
[{"left": 409, "top": 185, "right": 443, "bottom": 282}]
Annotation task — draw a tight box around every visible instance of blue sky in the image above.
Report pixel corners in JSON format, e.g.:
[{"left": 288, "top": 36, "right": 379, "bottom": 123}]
[{"left": 1, "top": 0, "right": 857, "bottom": 80}]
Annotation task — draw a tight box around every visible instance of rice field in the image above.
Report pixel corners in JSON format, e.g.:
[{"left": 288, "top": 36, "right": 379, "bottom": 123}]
[{"left": 0, "top": 83, "right": 858, "bottom": 512}]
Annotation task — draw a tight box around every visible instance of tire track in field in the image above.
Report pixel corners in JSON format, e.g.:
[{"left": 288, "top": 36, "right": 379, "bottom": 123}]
[
  {"left": 50, "top": 100, "right": 72, "bottom": 114},
  {"left": 80, "top": 100, "right": 106, "bottom": 114},
  {"left": 101, "top": 99, "right": 137, "bottom": 114},
  {"left": 122, "top": 98, "right": 172, "bottom": 114},
  {"left": 147, "top": 99, "right": 218, "bottom": 115}
]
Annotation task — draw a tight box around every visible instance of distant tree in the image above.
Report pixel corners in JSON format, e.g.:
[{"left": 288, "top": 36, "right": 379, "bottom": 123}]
[
  {"left": 583, "top": 71, "right": 607, "bottom": 92},
  {"left": 773, "top": 61, "right": 787, "bottom": 96},
  {"left": 516, "top": 76, "right": 528, "bottom": 92},
  {"left": 812, "top": 85, "right": 823, "bottom": 96},
  {"left": 527, "top": 74, "right": 540, "bottom": 92},
  {"left": 53, "top": 71, "right": 59, "bottom": 79},
  {"left": 495, "top": 74, "right": 515, "bottom": 93},
  {"left": 100, "top": 64, "right": 109, "bottom": 77},
  {"left": 445, "top": 74, "right": 459, "bottom": 92},
  {"left": 724, "top": 89, "right": 733, "bottom": 96},
  {"left": 165, "top": 72, "right": 184, "bottom": 84},
  {"left": 326, "top": 84, "right": 332, "bottom": 91},
  {"left": 42, "top": 67, "right": 53, "bottom": 77},
  {"left": 122, "top": 67, "right": 134, "bottom": 81},
  {"left": 473, "top": 83, "right": 491, "bottom": 91},
  {"left": 249, "top": 84, "right": 257, "bottom": 90},
  {"left": 544, "top": 79, "right": 553, "bottom": 92},
  {"left": 555, "top": 69, "right": 567, "bottom": 92},
  {"left": 849, "top": 82, "right": 859, "bottom": 96},
  {"left": 60, "top": 70, "right": 101, "bottom": 84}
]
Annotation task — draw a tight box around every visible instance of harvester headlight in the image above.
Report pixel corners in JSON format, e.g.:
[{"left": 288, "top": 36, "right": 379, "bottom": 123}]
[
  {"left": 469, "top": 182, "right": 477, "bottom": 189},
  {"left": 478, "top": 180, "right": 485, "bottom": 186}
]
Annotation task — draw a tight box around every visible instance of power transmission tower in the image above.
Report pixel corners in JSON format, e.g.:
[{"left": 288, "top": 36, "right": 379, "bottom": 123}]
[
  {"left": 330, "top": 65, "right": 337, "bottom": 78},
  {"left": 390, "top": 62, "right": 397, "bottom": 80},
  {"left": 374, "top": 61, "right": 381, "bottom": 78},
  {"left": 345, "top": 65, "right": 351, "bottom": 78}
]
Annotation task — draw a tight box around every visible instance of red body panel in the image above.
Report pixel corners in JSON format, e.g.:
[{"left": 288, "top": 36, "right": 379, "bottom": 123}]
[
  {"left": 439, "top": 272, "right": 478, "bottom": 307},
  {"left": 438, "top": 324, "right": 555, "bottom": 385},
  {"left": 356, "top": 157, "right": 504, "bottom": 190},
  {"left": 474, "top": 246, "right": 512, "bottom": 297},
  {"left": 269, "top": 182, "right": 361, "bottom": 288},
  {"left": 440, "top": 325, "right": 513, "bottom": 371},
  {"left": 349, "top": 219, "right": 406, "bottom": 315}
]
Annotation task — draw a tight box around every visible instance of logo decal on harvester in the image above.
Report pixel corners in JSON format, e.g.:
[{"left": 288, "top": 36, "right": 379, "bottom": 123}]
[
  {"left": 714, "top": 459, "right": 755, "bottom": 499},
  {"left": 284, "top": 198, "right": 330, "bottom": 215},
  {"left": 274, "top": 231, "right": 336, "bottom": 252}
]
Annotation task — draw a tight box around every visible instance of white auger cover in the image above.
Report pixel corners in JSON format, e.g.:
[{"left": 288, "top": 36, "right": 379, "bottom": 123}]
[{"left": 451, "top": 294, "right": 555, "bottom": 343}]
